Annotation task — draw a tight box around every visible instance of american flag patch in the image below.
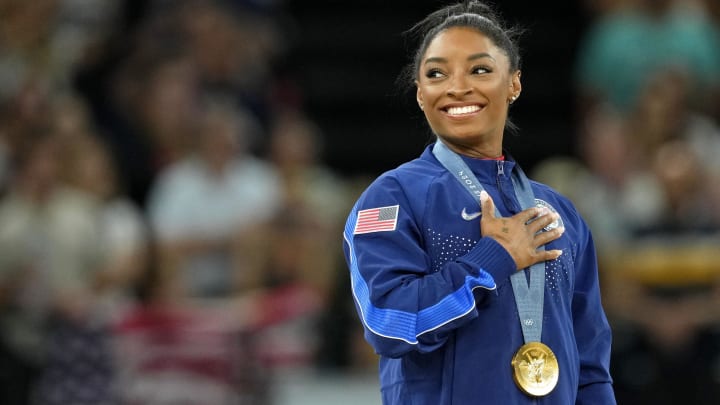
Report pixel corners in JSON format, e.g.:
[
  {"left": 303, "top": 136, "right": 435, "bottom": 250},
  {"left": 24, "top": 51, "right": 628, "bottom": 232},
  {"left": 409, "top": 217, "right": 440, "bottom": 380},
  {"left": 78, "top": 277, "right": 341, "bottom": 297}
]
[{"left": 354, "top": 205, "right": 399, "bottom": 234}]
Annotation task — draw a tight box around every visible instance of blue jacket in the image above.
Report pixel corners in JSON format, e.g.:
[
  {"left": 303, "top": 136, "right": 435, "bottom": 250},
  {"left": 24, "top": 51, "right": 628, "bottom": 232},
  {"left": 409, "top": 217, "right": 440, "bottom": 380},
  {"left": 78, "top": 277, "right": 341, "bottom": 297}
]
[{"left": 343, "top": 144, "right": 615, "bottom": 404}]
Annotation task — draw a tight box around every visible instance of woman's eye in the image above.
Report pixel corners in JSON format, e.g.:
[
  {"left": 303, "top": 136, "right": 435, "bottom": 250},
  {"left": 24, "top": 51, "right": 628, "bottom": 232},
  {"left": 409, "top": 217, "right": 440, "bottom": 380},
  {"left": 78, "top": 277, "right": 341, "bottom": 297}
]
[
  {"left": 425, "top": 69, "right": 444, "bottom": 79},
  {"left": 472, "top": 66, "right": 491, "bottom": 74}
]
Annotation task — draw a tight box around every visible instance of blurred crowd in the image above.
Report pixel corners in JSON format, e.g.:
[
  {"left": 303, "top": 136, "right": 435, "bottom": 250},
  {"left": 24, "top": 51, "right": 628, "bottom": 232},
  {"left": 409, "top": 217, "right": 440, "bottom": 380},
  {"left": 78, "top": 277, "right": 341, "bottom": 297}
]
[
  {"left": 0, "top": 0, "right": 718, "bottom": 404},
  {"left": 533, "top": 0, "right": 720, "bottom": 403},
  {"left": 0, "top": 0, "right": 364, "bottom": 403}
]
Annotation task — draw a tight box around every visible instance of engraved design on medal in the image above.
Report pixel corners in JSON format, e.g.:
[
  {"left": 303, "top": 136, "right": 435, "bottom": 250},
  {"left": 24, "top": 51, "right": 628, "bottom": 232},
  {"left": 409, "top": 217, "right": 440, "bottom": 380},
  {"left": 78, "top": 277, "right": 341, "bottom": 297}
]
[
  {"left": 534, "top": 199, "right": 563, "bottom": 231},
  {"left": 511, "top": 342, "right": 559, "bottom": 397}
]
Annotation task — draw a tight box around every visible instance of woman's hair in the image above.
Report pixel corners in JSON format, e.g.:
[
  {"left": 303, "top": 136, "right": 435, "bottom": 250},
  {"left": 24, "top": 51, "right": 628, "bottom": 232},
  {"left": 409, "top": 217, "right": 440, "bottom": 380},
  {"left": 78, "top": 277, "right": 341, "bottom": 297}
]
[{"left": 401, "top": 0, "right": 524, "bottom": 88}]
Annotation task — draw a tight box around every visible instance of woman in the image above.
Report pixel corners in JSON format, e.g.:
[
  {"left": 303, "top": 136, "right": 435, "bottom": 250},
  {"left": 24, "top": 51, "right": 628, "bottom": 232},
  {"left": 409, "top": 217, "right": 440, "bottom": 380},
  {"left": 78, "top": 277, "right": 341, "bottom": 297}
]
[{"left": 341, "top": 1, "right": 616, "bottom": 403}]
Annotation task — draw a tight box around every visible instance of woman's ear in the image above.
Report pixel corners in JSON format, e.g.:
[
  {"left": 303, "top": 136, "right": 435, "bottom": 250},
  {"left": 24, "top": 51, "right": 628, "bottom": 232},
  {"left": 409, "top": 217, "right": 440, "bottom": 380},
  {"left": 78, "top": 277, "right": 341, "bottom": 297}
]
[
  {"left": 416, "top": 81, "right": 424, "bottom": 110},
  {"left": 508, "top": 70, "right": 522, "bottom": 103},
  {"left": 511, "top": 70, "right": 522, "bottom": 99}
]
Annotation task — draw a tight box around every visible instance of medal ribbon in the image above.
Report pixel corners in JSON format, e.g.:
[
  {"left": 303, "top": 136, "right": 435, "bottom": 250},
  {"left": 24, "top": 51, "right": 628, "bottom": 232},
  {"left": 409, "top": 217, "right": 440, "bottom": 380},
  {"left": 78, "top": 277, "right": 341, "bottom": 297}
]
[{"left": 432, "top": 140, "right": 545, "bottom": 343}]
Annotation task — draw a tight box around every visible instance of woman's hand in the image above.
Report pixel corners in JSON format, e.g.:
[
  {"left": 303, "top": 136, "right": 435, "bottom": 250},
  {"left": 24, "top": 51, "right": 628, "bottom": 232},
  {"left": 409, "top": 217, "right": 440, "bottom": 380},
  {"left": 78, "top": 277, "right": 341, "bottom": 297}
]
[{"left": 479, "top": 190, "right": 563, "bottom": 270}]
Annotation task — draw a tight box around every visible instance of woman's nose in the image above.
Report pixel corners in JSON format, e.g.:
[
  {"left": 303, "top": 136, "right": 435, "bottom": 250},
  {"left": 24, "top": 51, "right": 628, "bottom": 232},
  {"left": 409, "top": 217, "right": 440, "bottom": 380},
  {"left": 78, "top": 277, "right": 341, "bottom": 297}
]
[{"left": 446, "top": 76, "right": 472, "bottom": 97}]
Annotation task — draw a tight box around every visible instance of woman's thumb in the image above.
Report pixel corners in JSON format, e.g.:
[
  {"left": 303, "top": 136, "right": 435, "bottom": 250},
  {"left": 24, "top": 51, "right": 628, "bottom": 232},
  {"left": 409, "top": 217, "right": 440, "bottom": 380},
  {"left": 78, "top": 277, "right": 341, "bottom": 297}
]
[{"left": 480, "top": 190, "right": 494, "bottom": 218}]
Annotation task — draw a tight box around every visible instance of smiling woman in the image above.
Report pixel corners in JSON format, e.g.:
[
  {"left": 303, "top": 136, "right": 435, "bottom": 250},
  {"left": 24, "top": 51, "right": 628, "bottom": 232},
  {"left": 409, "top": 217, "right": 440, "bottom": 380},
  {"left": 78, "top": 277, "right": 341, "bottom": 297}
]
[
  {"left": 341, "top": 1, "right": 616, "bottom": 404},
  {"left": 415, "top": 26, "right": 521, "bottom": 157}
]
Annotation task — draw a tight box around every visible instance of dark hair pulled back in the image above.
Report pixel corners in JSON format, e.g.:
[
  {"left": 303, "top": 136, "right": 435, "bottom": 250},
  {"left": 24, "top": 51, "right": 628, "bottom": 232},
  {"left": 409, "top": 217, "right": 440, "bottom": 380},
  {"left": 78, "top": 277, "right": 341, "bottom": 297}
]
[{"left": 401, "top": 1, "right": 524, "bottom": 89}]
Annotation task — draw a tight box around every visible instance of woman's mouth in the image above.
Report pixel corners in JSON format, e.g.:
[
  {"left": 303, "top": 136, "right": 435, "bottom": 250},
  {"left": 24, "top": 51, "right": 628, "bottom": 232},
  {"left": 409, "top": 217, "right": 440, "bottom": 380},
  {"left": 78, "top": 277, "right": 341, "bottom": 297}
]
[{"left": 444, "top": 105, "right": 482, "bottom": 116}]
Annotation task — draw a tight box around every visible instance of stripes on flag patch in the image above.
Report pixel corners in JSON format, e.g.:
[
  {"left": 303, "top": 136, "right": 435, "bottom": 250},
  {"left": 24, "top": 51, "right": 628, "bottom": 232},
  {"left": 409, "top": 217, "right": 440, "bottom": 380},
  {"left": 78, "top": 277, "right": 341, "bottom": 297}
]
[{"left": 354, "top": 205, "right": 399, "bottom": 234}]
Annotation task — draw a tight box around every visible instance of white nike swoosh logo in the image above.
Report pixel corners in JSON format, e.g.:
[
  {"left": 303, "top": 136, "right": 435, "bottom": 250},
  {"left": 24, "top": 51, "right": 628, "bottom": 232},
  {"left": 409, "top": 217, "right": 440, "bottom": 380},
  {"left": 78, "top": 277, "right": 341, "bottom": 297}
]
[{"left": 461, "top": 207, "right": 482, "bottom": 221}]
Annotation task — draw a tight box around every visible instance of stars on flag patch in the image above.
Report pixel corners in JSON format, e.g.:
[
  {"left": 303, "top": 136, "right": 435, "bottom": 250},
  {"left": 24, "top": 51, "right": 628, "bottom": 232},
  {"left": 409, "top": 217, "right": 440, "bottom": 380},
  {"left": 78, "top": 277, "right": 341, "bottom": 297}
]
[{"left": 354, "top": 205, "right": 399, "bottom": 234}]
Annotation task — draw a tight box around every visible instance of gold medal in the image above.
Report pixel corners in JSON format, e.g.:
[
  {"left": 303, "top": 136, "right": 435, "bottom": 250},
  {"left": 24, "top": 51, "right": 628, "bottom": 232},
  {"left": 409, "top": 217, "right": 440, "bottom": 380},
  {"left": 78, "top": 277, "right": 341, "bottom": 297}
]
[{"left": 511, "top": 341, "right": 559, "bottom": 397}]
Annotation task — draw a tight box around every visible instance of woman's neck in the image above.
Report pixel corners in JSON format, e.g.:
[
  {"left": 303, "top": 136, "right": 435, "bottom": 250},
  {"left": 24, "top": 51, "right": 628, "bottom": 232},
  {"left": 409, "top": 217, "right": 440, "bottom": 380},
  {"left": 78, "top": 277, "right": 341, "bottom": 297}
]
[{"left": 438, "top": 137, "right": 503, "bottom": 160}]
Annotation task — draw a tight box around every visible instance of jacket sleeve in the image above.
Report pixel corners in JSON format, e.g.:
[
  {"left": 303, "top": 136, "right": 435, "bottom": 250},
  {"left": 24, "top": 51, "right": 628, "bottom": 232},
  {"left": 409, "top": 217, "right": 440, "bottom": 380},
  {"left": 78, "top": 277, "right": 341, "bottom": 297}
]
[
  {"left": 571, "top": 216, "right": 617, "bottom": 404},
  {"left": 343, "top": 175, "right": 516, "bottom": 358}
]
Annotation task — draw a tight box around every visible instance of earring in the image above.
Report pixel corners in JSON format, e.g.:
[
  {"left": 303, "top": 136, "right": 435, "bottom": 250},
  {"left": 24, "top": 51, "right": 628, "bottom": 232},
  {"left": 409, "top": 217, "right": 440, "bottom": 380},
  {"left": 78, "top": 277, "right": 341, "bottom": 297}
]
[
  {"left": 419, "top": 103, "right": 424, "bottom": 110},
  {"left": 509, "top": 95, "right": 517, "bottom": 104}
]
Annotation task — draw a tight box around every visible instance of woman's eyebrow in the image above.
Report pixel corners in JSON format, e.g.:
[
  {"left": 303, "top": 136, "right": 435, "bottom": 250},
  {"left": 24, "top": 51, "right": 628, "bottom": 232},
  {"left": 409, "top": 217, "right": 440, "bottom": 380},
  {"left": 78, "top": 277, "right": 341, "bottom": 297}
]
[
  {"left": 467, "top": 52, "right": 494, "bottom": 62},
  {"left": 423, "top": 56, "right": 447, "bottom": 65},
  {"left": 423, "top": 53, "right": 495, "bottom": 65}
]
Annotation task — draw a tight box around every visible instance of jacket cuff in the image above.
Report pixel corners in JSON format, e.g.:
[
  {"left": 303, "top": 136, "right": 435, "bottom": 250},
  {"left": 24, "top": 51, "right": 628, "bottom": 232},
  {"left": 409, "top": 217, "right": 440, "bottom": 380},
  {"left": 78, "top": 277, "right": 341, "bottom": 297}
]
[{"left": 457, "top": 237, "right": 517, "bottom": 283}]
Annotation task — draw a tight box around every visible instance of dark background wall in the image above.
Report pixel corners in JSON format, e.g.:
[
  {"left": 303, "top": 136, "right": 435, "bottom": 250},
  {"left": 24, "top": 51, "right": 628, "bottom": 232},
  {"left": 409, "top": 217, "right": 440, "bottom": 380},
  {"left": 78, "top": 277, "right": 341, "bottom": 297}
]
[{"left": 281, "top": 0, "right": 591, "bottom": 177}]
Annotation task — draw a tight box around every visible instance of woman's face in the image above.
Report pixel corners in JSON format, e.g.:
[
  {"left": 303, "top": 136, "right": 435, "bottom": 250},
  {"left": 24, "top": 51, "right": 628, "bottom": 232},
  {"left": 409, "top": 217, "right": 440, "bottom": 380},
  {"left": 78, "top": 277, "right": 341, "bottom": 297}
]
[{"left": 416, "top": 27, "right": 521, "bottom": 156}]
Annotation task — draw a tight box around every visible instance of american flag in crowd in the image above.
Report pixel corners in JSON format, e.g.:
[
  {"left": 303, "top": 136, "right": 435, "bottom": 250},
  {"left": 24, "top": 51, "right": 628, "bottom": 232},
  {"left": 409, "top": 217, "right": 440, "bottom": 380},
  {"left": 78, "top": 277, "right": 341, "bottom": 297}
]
[{"left": 354, "top": 205, "right": 399, "bottom": 234}]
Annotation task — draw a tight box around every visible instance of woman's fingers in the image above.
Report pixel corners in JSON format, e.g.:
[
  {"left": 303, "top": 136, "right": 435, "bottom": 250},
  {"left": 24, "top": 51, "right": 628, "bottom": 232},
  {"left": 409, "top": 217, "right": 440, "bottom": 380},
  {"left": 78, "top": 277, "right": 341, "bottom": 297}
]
[
  {"left": 524, "top": 209, "right": 556, "bottom": 233},
  {"left": 479, "top": 190, "right": 495, "bottom": 219},
  {"left": 519, "top": 206, "right": 544, "bottom": 224},
  {"left": 538, "top": 248, "right": 564, "bottom": 261},
  {"left": 478, "top": 191, "right": 564, "bottom": 268}
]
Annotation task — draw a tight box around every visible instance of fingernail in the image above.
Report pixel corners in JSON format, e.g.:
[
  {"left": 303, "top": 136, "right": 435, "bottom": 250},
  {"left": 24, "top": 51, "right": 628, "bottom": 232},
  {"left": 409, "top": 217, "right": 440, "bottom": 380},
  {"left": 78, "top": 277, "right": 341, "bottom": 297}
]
[{"left": 480, "top": 190, "right": 488, "bottom": 202}]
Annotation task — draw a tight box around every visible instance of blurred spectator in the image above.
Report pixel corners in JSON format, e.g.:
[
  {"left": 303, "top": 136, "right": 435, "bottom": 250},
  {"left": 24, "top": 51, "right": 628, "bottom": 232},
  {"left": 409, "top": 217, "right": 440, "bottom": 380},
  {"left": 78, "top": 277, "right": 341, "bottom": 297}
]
[
  {"left": 0, "top": 77, "right": 55, "bottom": 191},
  {"left": 60, "top": 133, "right": 149, "bottom": 319},
  {"left": 574, "top": 0, "right": 720, "bottom": 120},
  {"left": 645, "top": 139, "right": 719, "bottom": 232},
  {"left": 132, "top": 54, "right": 201, "bottom": 170},
  {"left": 532, "top": 104, "right": 665, "bottom": 251},
  {"left": 0, "top": 77, "right": 59, "bottom": 213},
  {"left": 178, "top": 0, "right": 286, "bottom": 118},
  {"left": 628, "top": 68, "right": 720, "bottom": 179},
  {"left": 232, "top": 110, "right": 353, "bottom": 371},
  {"left": 70, "top": 2, "right": 193, "bottom": 207},
  {"left": 237, "top": 206, "right": 330, "bottom": 371},
  {"left": 48, "top": 92, "right": 95, "bottom": 142},
  {"left": 146, "top": 98, "right": 281, "bottom": 300},
  {"left": 266, "top": 110, "right": 351, "bottom": 234},
  {"left": 0, "top": 0, "right": 122, "bottom": 103},
  {"left": 102, "top": 48, "right": 202, "bottom": 206},
  {"left": 0, "top": 132, "right": 109, "bottom": 403},
  {"left": 31, "top": 131, "right": 150, "bottom": 405},
  {"left": 0, "top": 0, "right": 59, "bottom": 100}
]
